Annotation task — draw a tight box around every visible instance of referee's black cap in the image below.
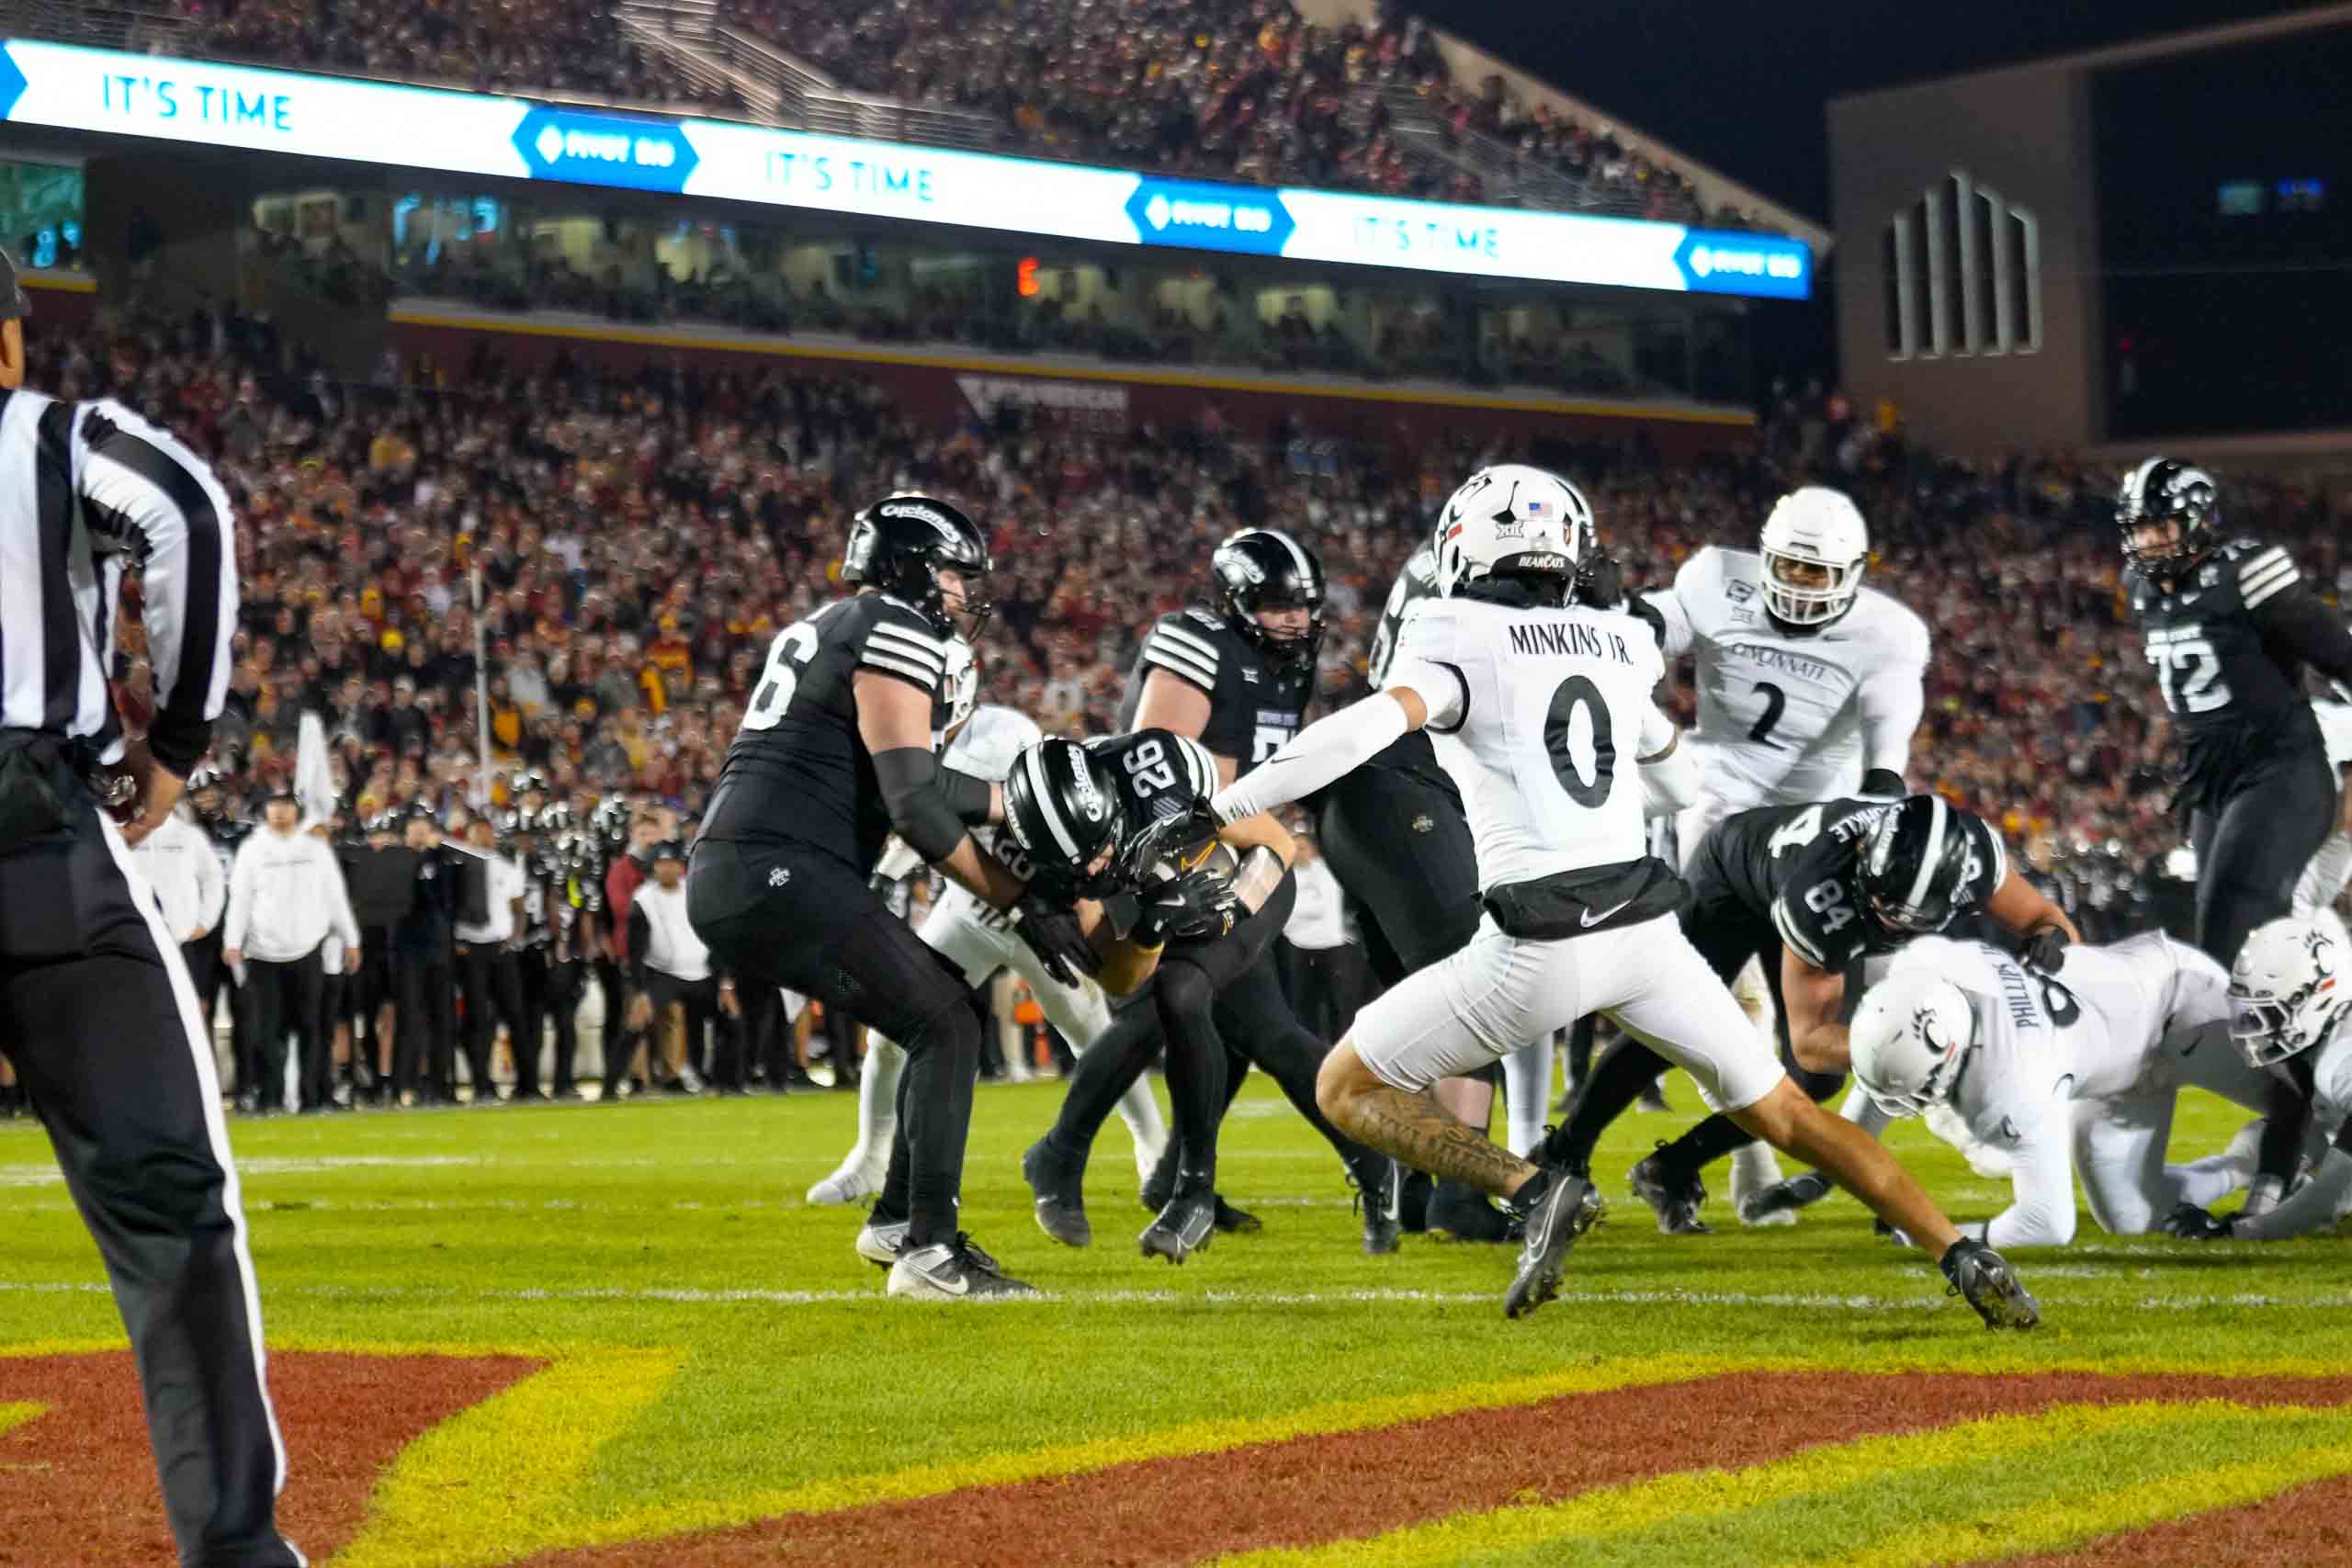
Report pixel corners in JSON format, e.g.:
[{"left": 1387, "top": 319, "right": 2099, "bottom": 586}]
[{"left": 0, "top": 249, "right": 30, "bottom": 321}]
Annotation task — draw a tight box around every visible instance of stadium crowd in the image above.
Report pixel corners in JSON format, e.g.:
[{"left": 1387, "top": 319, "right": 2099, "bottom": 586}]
[
  {"left": 165, "top": 0, "right": 1761, "bottom": 229},
  {"left": 7, "top": 303, "right": 2339, "bottom": 1114}
]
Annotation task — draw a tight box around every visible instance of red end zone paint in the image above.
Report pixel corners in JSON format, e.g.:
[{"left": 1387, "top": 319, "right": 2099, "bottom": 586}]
[
  {"left": 1979, "top": 1472, "right": 2352, "bottom": 1568},
  {"left": 519, "top": 1371, "right": 2352, "bottom": 1568},
  {"left": 0, "top": 1350, "right": 540, "bottom": 1565}
]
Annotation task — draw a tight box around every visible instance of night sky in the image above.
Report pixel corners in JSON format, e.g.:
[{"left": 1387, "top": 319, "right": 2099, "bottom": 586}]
[{"left": 1422, "top": 0, "right": 2323, "bottom": 222}]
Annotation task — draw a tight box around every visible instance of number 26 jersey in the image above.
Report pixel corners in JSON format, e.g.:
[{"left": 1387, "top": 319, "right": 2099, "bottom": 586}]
[{"left": 700, "top": 593, "right": 955, "bottom": 869}]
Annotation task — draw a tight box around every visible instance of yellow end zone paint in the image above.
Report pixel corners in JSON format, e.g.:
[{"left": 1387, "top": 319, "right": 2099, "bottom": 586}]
[
  {"left": 1212, "top": 1399, "right": 2330, "bottom": 1568},
  {"left": 0, "top": 1400, "right": 46, "bottom": 1438}
]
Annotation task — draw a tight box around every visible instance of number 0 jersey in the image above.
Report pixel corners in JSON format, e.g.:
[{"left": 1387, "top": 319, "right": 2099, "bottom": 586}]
[
  {"left": 1119, "top": 605, "right": 1313, "bottom": 772},
  {"left": 1645, "top": 547, "right": 1929, "bottom": 813},
  {"left": 1707, "top": 795, "right": 2006, "bottom": 973},
  {"left": 701, "top": 593, "right": 955, "bottom": 868},
  {"left": 1388, "top": 594, "right": 1674, "bottom": 890}
]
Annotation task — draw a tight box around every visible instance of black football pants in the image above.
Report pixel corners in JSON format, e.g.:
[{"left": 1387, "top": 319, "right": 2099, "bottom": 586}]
[
  {"left": 691, "top": 840, "right": 980, "bottom": 1249},
  {"left": 517, "top": 949, "right": 581, "bottom": 1094},
  {"left": 394, "top": 948, "right": 457, "bottom": 1100},
  {"left": 0, "top": 802, "right": 302, "bottom": 1565},
  {"left": 457, "top": 944, "right": 528, "bottom": 1100}
]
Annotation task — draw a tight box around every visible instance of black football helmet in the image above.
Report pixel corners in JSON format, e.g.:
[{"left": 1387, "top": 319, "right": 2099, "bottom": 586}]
[
  {"left": 1211, "top": 528, "right": 1325, "bottom": 671},
  {"left": 2115, "top": 457, "right": 2220, "bottom": 581},
  {"left": 843, "top": 492, "right": 992, "bottom": 637},
  {"left": 1001, "top": 738, "right": 1127, "bottom": 901},
  {"left": 1859, "top": 795, "right": 1985, "bottom": 935}
]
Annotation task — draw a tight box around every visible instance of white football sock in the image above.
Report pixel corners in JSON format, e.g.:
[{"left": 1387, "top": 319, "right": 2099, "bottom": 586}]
[
  {"left": 1116, "top": 1079, "right": 1170, "bottom": 1184},
  {"left": 852, "top": 1035, "right": 906, "bottom": 1163},
  {"left": 1502, "top": 1036, "right": 1554, "bottom": 1157}
]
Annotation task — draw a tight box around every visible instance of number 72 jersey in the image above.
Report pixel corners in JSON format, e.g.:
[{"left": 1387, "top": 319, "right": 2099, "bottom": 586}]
[{"left": 1645, "top": 547, "right": 1929, "bottom": 813}]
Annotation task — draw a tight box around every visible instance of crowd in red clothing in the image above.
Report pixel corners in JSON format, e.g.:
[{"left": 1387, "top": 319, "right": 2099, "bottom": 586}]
[{"left": 74, "top": 309, "right": 2350, "bottom": 878}]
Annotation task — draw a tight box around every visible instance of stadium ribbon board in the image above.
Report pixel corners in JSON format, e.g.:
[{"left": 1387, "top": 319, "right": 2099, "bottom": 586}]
[{"left": 0, "top": 39, "right": 1812, "bottom": 299}]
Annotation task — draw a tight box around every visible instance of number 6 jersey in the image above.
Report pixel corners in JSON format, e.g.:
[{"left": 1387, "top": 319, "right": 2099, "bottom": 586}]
[
  {"left": 701, "top": 593, "right": 955, "bottom": 869},
  {"left": 1644, "top": 546, "right": 1929, "bottom": 814}
]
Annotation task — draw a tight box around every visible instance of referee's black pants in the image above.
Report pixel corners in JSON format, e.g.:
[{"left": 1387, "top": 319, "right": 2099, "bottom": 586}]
[
  {"left": 242, "top": 952, "right": 322, "bottom": 1116},
  {"left": 0, "top": 803, "right": 301, "bottom": 1565},
  {"left": 456, "top": 944, "right": 527, "bottom": 1100}
]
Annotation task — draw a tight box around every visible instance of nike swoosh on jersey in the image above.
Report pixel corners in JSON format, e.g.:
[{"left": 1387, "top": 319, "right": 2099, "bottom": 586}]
[{"left": 1580, "top": 897, "right": 1635, "bottom": 928}]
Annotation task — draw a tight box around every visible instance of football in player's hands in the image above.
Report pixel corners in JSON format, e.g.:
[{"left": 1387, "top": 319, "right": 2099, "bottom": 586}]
[
  {"left": 2161, "top": 1201, "right": 2233, "bottom": 1240},
  {"left": 1139, "top": 842, "right": 1240, "bottom": 943}
]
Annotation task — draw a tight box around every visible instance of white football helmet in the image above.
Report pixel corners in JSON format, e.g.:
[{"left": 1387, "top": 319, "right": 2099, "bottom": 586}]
[
  {"left": 943, "top": 636, "right": 978, "bottom": 739},
  {"left": 1850, "top": 967, "right": 1977, "bottom": 1117},
  {"left": 2230, "top": 912, "right": 2352, "bottom": 1068},
  {"left": 1758, "top": 486, "right": 1869, "bottom": 626},
  {"left": 1432, "top": 465, "right": 1596, "bottom": 600}
]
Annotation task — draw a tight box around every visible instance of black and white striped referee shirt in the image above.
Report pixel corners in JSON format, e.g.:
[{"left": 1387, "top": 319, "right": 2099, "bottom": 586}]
[{"left": 0, "top": 391, "right": 237, "bottom": 773}]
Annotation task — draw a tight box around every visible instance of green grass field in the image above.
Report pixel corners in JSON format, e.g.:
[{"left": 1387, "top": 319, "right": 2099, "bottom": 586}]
[{"left": 5, "top": 1073, "right": 2350, "bottom": 1566}]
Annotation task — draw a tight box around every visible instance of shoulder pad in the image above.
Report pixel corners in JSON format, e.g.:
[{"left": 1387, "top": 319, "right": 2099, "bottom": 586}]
[
  {"left": 853, "top": 597, "right": 953, "bottom": 691},
  {"left": 1140, "top": 613, "right": 1226, "bottom": 694},
  {"left": 2221, "top": 536, "right": 2269, "bottom": 561},
  {"left": 1182, "top": 606, "right": 1227, "bottom": 634}
]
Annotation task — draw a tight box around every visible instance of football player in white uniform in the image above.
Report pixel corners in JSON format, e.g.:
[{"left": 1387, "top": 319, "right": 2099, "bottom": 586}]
[
  {"left": 2166, "top": 911, "right": 2352, "bottom": 1241},
  {"left": 1848, "top": 933, "right": 2275, "bottom": 1246},
  {"left": 1210, "top": 464, "right": 2039, "bottom": 1327},
  {"left": 1632, "top": 487, "right": 1934, "bottom": 1218},
  {"left": 811, "top": 640, "right": 1168, "bottom": 1213}
]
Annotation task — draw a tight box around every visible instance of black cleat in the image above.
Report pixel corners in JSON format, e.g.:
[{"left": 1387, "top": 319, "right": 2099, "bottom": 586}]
[
  {"left": 1352, "top": 1160, "right": 1401, "bottom": 1256},
  {"left": 1628, "top": 1145, "right": 1713, "bottom": 1235},
  {"left": 1396, "top": 1168, "right": 1435, "bottom": 1234},
  {"left": 1212, "top": 1197, "right": 1261, "bottom": 1235},
  {"left": 1940, "top": 1237, "right": 2041, "bottom": 1330},
  {"left": 1427, "top": 1181, "right": 1519, "bottom": 1245},
  {"left": 887, "top": 1234, "right": 1038, "bottom": 1300},
  {"left": 1741, "top": 1170, "right": 1834, "bottom": 1226},
  {"left": 1140, "top": 1190, "right": 1216, "bottom": 1265},
  {"left": 1504, "top": 1168, "right": 1603, "bottom": 1319},
  {"left": 1023, "top": 1138, "right": 1091, "bottom": 1248}
]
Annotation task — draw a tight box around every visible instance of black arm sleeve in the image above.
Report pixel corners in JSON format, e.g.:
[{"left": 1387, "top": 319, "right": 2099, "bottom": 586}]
[
  {"left": 872, "top": 745, "right": 969, "bottom": 863},
  {"left": 1860, "top": 768, "right": 1907, "bottom": 799},
  {"left": 2251, "top": 580, "right": 2352, "bottom": 688},
  {"left": 937, "top": 765, "right": 995, "bottom": 826}
]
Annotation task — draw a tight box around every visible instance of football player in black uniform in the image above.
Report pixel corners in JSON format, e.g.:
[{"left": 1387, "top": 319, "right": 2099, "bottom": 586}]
[
  {"left": 2118, "top": 457, "right": 2352, "bottom": 1220},
  {"left": 1551, "top": 793, "right": 2077, "bottom": 1232},
  {"left": 1023, "top": 528, "right": 1402, "bottom": 1253},
  {"left": 1321, "top": 543, "right": 1520, "bottom": 1242},
  {"left": 689, "top": 493, "right": 1100, "bottom": 1300}
]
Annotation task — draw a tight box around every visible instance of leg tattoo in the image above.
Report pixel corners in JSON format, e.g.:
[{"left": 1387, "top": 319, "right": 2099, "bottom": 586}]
[{"left": 1338, "top": 1083, "right": 1534, "bottom": 1197}]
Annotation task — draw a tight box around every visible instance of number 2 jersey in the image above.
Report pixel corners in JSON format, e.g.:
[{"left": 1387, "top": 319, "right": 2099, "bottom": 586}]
[
  {"left": 1645, "top": 546, "right": 1929, "bottom": 814},
  {"left": 701, "top": 593, "right": 956, "bottom": 869},
  {"left": 1118, "top": 604, "right": 1313, "bottom": 772},
  {"left": 1705, "top": 795, "right": 2007, "bottom": 973}
]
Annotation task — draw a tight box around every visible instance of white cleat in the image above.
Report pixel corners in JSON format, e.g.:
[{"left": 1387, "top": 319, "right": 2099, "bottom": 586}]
[
  {"left": 854, "top": 1218, "right": 910, "bottom": 1269},
  {"left": 807, "top": 1153, "right": 889, "bottom": 1205},
  {"left": 1731, "top": 1143, "right": 1796, "bottom": 1226}
]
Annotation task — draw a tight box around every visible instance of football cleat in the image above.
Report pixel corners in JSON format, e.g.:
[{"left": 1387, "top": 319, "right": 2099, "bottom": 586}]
[
  {"left": 1427, "top": 1182, "right": 1519, "bottom": 1245},
  {"left": 1396, "top": 1168, "right": 1435, "bottom": 1234},
  {"left": 1939, "top": 1237, "right": 2041, "bottom": 1330},
  {"left": 1213, "top": 1197, "right": 1262, "bottom": 1235},
  {"left": 1140, "top": 1191, "right": 1216, "bottom": 1265},
  {"left": 1352, "top": 1160, "right": 1401, "bottom": 1256},
  {"left": 1740, "top": 1170, "right": 1833, "bottom": 1226},
  {"left": 807, "top": 1148, "right": 890, "bottom": 1206},
  {"left": 887, "top": 1235, "right": 1038, "bottom": 1301},
  {"left": 1023, "top": 1138, "right": 1092, "bottom": 1247},
  {"left": 854, "top": 1217, "right": 910, "bottom": 1269},
  {"left": 1504, "top": 1168, "right": 1603, "bottom": 1320},
  {"left": 1628, "top": 1146, "right": 1713, "bottom": 1235}
]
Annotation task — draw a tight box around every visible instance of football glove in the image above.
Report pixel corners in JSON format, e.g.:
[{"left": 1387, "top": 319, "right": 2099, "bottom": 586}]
[
  {"left": 1011, "top": 895, "right": 1099, "bottom": 987},
  {"left": 2161, "top": 1201, "right": 2234, "bottom": 1241},
  {"left": 1136, "top": 864, "right": 1241, "bottom": 946},
  {"left": 1939, "top": 1236, "right": 2041, "bottom": 1330},
  {"left": 2024, "top": 925, "right": 2071, "bottom": 974}
]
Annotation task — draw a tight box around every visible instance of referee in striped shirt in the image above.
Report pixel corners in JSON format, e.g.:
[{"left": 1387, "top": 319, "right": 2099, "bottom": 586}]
[{"left": 0, "top": 254, "right": 304, "bottom": 1565}]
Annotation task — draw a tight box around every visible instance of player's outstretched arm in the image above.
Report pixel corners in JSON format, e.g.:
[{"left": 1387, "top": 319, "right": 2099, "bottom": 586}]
[
  {"left": 1986, "top": 864, "right": 2082, "bottom": 950},
  {"left": 1779, "top": 945, "right": 1851, "bottom": 1075},
  {"left": 1209, "top": 686, "right": 1435, "bottom": 825}
]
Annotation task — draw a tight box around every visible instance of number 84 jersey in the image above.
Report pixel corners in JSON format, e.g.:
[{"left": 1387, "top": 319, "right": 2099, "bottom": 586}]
[{"left": 1645, "top": 547, "right": 1929, "bottom": 813}]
